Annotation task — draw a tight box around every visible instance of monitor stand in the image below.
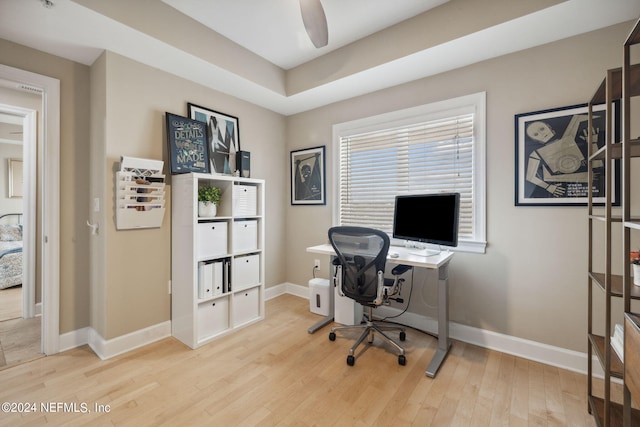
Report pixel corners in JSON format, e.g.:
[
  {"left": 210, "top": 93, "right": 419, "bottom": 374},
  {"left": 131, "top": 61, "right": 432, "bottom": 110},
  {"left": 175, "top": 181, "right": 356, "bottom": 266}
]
[
  {"left": 408, "top": 247, "right": 441, "bottom": 257},
  {"left": 404, "top": 241, "right": 441, "bottom": 257}
]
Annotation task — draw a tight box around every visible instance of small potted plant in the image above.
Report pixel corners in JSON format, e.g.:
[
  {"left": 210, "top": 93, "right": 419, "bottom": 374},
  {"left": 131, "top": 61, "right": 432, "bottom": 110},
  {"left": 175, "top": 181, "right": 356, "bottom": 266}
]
[
  {"left": 198, "top": 185, "right": 221, "bottom": 217},
  {"left": 631, "top": 250, "right": 640, "bottom": 286}
]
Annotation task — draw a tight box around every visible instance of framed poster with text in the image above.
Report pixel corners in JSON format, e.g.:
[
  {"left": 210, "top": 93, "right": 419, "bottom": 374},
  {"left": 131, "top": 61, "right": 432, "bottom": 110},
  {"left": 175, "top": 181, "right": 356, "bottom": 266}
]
[{"left": 165, "top": 112, "right": 210, "bottom": 174}]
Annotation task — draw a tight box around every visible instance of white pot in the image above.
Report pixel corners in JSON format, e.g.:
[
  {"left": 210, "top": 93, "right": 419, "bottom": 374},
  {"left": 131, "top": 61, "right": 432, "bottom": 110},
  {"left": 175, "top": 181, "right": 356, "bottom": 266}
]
[
  {"left": 634, "top": 264, "right": 640, "bottom": 287},
  {"left": 198, "top": 201, "right": 217, "bottom": 218}
]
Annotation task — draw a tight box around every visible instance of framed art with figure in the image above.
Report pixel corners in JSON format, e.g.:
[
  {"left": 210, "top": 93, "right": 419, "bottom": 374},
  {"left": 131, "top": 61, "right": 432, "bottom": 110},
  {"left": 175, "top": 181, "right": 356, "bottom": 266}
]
[
  {"left": 515, "top": 103, "right": 619, "bottom": 206},
  {"left": 188, "top": 103, "right": 240, "bottom": 175},
  {"left": 291, "top": 146, "right": 326, "bottom": 205}
]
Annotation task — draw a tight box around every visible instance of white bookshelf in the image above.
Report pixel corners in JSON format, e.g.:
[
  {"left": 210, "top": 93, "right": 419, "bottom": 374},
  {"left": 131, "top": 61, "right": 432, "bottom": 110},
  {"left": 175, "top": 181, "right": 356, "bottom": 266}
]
[{"left": 171, "top": 172, "right": 265, "bottom": 349}]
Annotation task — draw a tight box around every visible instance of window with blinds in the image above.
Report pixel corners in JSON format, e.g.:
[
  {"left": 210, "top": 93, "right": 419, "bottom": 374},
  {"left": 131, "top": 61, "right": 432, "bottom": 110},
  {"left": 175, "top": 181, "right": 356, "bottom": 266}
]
[{"left": 334, "top": 93, "right": 486, "bottom": 253}]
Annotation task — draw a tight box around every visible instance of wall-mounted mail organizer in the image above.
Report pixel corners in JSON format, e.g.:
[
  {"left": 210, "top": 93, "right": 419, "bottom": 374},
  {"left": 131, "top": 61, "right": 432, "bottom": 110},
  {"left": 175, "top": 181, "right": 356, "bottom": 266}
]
[{"left": 115, "top": 156, "right": 166, "bottom": 230}]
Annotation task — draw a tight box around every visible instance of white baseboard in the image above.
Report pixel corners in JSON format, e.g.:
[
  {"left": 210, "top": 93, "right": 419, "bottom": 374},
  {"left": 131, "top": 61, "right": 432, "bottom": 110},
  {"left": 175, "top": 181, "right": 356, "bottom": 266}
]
[
  {"left": 272, "top": 282, "right": 603, "bottom": 377},
  {"left": 84, "top": 321, "right": 171, "bottom": 360},
  {"left": 265, "top": 282, "right": 309, "bottom": 300},
  {"left": 59, "top": 326, "right": 90, "bottom": 352},
  {"left": 53, "top": 282, "right": 603, "bottom": 378}
]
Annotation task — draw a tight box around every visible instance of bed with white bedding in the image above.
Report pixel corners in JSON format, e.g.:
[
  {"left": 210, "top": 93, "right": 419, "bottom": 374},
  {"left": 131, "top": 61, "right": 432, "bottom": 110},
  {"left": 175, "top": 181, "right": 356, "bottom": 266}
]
[{"left": 0, "top": 214, "right": 23, "bottom": 290}]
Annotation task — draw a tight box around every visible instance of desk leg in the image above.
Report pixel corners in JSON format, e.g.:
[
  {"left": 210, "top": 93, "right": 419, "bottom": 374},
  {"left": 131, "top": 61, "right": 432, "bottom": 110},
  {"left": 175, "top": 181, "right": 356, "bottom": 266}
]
[
  {"left": 426, "top": 262, "right": 451, "bottom": 378},
  {"left": 308, "top": 315, "right": 333, "bottom": 334}
]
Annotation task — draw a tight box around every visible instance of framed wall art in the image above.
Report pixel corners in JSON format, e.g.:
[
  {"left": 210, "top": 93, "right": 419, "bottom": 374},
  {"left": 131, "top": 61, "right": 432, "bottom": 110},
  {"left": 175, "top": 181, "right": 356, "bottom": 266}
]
[
  {"left": 165, "top": 112, "right": 210, "bottom": 174},
  {"left": 188, "top": 103, "right": 240, "bottom": 175},
  {"left": 8, "top": 158, "right": 22, "bottom": 198},
  {"left": 291, "top": 145, "right": 326, "bottom": 205},
  {"left": 515, "top": 103, "right": 619, "bottom": 206}
]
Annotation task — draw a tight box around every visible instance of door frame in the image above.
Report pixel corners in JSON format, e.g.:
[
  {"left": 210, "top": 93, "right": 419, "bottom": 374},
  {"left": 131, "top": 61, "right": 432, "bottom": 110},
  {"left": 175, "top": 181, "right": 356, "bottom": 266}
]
[{"left": 0, "top": 64, "right": 60, "bottom": 355}]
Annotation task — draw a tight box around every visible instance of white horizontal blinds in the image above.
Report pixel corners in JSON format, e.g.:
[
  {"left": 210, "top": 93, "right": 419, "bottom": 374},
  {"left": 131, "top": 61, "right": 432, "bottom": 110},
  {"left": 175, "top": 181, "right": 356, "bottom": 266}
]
[{"left": 339, "top": 113, "right": 474, "bottom": 239}]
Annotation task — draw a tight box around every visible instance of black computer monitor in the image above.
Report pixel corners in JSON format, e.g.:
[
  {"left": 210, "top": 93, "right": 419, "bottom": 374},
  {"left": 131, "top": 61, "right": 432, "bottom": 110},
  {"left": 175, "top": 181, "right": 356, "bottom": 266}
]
[{"left": 392, "top": 193, "right": 460, "bottom": 256}]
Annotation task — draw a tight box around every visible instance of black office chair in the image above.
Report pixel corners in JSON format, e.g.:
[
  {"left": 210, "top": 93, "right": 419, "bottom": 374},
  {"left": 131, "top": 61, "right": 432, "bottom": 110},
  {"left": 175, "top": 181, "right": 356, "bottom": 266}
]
[{"left": 327, "top": 226, "right": 412, "bottom": 366}]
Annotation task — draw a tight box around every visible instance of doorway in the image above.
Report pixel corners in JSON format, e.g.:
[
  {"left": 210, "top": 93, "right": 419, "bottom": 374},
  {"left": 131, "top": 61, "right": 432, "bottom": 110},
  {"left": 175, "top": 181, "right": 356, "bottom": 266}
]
[
  {"left": 0, "top": 64, "right": 60, "bottom": 364},
  {"left": 0, "top": 95, "right": 39, "bottom": 367}
]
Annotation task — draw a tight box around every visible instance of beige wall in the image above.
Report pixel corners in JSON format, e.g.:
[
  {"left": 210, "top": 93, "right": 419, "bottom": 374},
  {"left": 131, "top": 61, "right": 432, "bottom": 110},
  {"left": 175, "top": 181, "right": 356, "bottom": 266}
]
[
  {"left": 285, "top": 22, "right": 635, "bottom": 352},
  {"left": 93, "top": 52, "right": 287, "bottom": 339},
  {"left": 1, "top": 18, "right": 636, "bottom": 353},
  {"left": 0, "top": 39, "right": 91, "bottom": 334}
]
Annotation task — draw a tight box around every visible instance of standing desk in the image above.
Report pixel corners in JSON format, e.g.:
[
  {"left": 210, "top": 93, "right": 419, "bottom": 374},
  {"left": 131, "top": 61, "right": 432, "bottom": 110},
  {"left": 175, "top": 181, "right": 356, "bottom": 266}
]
[{"left": 306, "top": 244, "right": 454, "bottom": 378}]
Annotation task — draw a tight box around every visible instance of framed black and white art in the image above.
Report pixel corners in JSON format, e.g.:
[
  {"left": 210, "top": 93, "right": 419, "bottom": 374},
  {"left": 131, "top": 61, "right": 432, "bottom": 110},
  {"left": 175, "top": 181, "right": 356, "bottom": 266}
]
[
  {"left": 515, "top": 103, "right": 618, "bottom": 206},
  {"left": 188, "top": 103, "right": 240, "bottom": 175},
  {"left": 290, "top": 146, "right": 326, "bottom": 205}
]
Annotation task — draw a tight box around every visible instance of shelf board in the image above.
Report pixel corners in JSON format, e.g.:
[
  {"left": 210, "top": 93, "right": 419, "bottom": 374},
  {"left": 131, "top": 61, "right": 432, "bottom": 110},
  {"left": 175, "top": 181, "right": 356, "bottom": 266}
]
[
  {"left": 589, "top": 139, "right": 640, "bottom": 161},
  {"left": 587, "top": 394, "right": 640, "bottom": 427},
  {"left": 591, "top": 64, "right": 640, "bottom": 105},
  {"left": 590, "top": 272, "right": 622, "bottom": 296},
  {"left": 588, "top": 334, "right": 624, "bottom": 379},
  {"left": 590, "top": 272, "right": 640, "bottom": 299},
  {"left": 624, "top": 220, "right": 640, "bottom": 231},
  {"left": 626, "top": 17, "right": 640, "bottom": 46},
  {"left": 589, "top": 214, "right": 623, "bottom": 223},
  {"left": 627, "top": 312, "right": 640, "bottom": 330}
]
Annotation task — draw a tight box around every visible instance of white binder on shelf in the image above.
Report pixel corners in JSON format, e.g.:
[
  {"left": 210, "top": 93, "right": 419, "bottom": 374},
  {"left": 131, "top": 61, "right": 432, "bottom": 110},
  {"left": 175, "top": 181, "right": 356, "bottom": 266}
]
[
  {"left": 115, "top": 156, "right": 166, "bottom": 230},
  {"left": 198, "top": 262, "right": 213, "bottom": 299},
  {"left": 199, "top": 259, "right": 227, "bottom": 299}
]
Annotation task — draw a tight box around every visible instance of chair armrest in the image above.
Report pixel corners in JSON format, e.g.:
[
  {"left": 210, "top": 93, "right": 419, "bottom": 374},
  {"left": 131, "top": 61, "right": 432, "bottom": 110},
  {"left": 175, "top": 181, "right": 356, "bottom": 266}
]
[{"left": 391, "top": 264, "right": 412, "bottom": 276}]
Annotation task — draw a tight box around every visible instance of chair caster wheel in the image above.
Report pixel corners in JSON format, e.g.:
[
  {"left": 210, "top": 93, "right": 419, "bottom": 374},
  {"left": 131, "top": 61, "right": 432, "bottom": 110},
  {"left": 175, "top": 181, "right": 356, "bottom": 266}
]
[
  {"left": 399, "top": 331, "right": 406, "bottom": 341},
  {"left": 329, "top": 332, "right": 336, "bottom": 341},
  {"left": 347, "top": 355, "right": 355, "bottom": 366},
  {"left": 398, "top": 355, "right": 406, "bottom": 366}
]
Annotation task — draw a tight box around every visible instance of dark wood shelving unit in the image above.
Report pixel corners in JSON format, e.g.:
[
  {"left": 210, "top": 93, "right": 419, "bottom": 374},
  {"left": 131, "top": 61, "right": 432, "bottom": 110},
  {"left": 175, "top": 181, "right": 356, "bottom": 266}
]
[
  {"left": 621, "top": 17, "right": 640, "bottom": 427},
  {"left": 587, "top": 16, "right": 640, "bottom": 427}
]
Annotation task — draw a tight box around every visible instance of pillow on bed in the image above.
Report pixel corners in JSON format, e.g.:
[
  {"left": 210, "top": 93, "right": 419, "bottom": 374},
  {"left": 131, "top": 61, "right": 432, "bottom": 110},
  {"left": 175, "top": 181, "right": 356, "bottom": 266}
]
[{"left": 0, "top": 225, "right": 22, "bottom": 241}]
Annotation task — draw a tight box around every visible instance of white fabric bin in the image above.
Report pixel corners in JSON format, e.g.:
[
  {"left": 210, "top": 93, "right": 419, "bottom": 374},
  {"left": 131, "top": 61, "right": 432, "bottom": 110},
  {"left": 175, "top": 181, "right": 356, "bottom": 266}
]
[
  {"left": 233, "top": 254, "right": 260, "bottom": 290},
  {"left": 196, "top": 221, "right": 227, "bottom": 258},
  {"left": 233, "top": 185, "right": 257, "bottom": 216},
  {"left": 233, "top": 220, "right": 258, "bottom": 253}
]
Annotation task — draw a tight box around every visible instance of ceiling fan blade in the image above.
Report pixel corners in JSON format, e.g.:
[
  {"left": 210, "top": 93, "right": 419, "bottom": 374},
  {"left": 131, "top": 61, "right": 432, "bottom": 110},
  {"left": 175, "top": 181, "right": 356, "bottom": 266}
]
[{"left": 300, "top": 0, "right": 328, "bottom": 48}]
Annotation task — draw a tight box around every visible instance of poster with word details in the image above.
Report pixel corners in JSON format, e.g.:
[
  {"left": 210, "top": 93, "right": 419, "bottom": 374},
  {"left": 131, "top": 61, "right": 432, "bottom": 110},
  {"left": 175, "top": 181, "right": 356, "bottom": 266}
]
[{"left": 166, "top": 112, "right": 210, "bottom": 174}]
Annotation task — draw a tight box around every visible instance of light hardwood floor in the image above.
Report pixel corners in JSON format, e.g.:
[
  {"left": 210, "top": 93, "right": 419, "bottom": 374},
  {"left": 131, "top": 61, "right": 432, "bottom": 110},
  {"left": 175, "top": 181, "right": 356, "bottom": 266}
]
[
  {"left": 0, "top": 294, "right": 600, "bottom": 426},
  {"left": 0, "top": 286, "right": 21, "bottom": 322},
  {"left": 0, "top": 286, "right": 42, "bottom": 369}
]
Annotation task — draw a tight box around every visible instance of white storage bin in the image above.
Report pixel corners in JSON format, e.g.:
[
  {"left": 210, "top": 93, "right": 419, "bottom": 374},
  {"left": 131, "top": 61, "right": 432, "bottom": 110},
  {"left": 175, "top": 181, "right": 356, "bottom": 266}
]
[
  {"left": 309, "top": 278, "right": 332, "bottom": 316},
  {"left": 233, "top": 287, "right": 260, "bottom": 326},
  {"left": 233, "top": 220, "right": 258, "bottom": 253},
  {"left": 197, "top": 298, "right": 229, "bottom": 341},
  {"left": 233, "top": 185, "right": 257, "bottom": 216},
  {"left": 233, "top": 254, "right": 260, "bottom": 290},
  {"left": 196, "top": 222, "right": 227, "bottom": 259}
]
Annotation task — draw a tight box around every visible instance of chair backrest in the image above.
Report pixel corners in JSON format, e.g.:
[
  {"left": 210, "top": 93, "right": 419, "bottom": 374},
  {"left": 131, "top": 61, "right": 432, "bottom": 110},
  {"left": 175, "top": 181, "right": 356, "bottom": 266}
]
[{"left": 328, "top": 226, "right": 390, "bottom": 304}]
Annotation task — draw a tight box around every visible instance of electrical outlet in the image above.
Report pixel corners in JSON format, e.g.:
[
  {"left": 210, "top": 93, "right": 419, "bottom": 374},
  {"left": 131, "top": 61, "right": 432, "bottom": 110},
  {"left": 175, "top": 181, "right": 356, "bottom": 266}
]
[{"left": 314, "top": 259, "right": 321, "bottom": 269}]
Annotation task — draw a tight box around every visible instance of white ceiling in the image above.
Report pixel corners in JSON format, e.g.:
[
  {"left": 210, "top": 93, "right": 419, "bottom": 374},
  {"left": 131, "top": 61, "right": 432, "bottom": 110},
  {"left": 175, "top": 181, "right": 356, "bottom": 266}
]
[
  {"left": 161, "top": 0, "right": 449, "bottom": 70},
  {"left": 0, "top": 0, "right": 639, "bottom": 115}
]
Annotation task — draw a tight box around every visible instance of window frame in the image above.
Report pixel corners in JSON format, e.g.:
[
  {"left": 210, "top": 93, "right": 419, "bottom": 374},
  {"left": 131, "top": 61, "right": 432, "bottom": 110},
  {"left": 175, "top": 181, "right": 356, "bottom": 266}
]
[{"left": 332, "top": 92, "right": 487, "bottom": 253}]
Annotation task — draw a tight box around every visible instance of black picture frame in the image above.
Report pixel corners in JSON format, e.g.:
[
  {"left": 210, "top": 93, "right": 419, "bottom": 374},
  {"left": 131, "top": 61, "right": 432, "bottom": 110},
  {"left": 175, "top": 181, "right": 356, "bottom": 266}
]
[
  {"left": 515, "top": 103, "right": 619, "bottom": 206},
  {"left": 291, "top": 146, "right": 326, "bottom": 205},
  {"left": 188, "top": 103, "right": 240, "bottom": 175},
  {"left": 165, "top": 112, "right": 210, "bottom": 175}
]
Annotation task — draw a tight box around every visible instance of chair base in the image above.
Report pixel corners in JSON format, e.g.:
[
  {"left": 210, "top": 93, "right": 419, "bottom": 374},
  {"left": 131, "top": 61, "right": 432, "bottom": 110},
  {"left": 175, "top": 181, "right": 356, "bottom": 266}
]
[{"left": 329, "top": 306, "right": 406, "bottom": 366}]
